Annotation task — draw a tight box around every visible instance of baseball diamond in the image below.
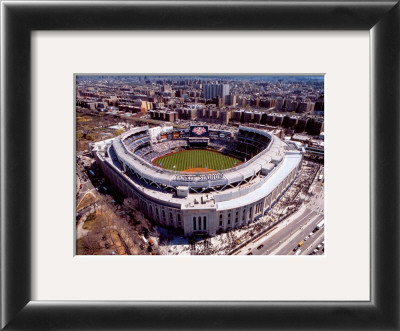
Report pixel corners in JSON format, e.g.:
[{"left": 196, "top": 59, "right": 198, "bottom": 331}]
[{"left": 153, "top": 149, "right": 241, "bottom": 172}]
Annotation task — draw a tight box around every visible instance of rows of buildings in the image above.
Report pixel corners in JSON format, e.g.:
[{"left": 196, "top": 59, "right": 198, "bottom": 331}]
[
  {"left": 77, "top": 76, "right": 324, "bottom": 136},
  {"left": 149, "top": 106, "right": 324, "bottom": 135},
  {"left": 76, "top": 76, "right": 324, "bottom": 113}
]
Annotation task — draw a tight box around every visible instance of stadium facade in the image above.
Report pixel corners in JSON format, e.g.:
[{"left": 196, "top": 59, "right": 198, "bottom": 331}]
[{"left": 91, "top": 125, "right": 304, "bottom": 237}]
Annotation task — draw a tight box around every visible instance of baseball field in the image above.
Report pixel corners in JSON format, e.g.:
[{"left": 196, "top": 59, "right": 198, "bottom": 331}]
[{"left": 153, "top": 149, "right": 241, "bottom": 172}]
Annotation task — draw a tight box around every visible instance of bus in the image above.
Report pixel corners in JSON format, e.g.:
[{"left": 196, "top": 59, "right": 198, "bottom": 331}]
[{"left": 316, "top": 220, "right": 325, "bottom": 230}]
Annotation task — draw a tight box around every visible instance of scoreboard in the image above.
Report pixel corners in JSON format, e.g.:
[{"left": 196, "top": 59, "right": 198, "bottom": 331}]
[{"left": 190, "top": 125, "right": 209, "bottom": 137}]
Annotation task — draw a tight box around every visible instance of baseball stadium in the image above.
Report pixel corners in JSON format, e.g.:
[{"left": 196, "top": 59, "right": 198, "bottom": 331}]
[{"left": 91, "top": 125, "right": 304, "bottom": 237}]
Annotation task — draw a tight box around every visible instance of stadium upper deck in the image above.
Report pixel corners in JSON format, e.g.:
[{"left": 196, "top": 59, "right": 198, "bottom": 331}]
[{"left": 104, "top": 125, "right": 286, "bottom": 192}]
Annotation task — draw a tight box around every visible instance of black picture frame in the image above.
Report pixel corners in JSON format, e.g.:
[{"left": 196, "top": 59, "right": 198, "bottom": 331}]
[{"left": 2, "top": 1, "right": 399, "bottom": 330}]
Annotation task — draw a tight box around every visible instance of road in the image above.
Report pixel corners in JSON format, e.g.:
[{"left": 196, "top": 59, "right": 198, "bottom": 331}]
[
  {"left": 245, "top": 210, "right": 323, "bottom": 255},
  {"left": 279, "top": 225, "right": 324, "bottom": 256},
  {"left": 237, "top": 168, "right": 325, "bottom": 256}
]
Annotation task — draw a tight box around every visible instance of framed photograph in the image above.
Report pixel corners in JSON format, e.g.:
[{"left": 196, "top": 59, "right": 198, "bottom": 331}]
[
  {"left": 75, "top": 73, "right": 325, "bottom": 257},
  {"left": 2, "top": 1, "right": 399, "bottom": 330}
]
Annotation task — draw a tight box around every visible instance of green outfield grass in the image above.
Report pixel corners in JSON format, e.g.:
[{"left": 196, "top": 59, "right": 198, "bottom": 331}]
[{"left": 153, "top": 149, "right": 241, "bottom": 172}]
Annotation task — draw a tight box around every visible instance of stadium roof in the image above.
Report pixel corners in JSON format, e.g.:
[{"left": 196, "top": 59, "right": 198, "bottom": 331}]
[{"left": 216, "top": 152, "right": 302, "bottom": 209}]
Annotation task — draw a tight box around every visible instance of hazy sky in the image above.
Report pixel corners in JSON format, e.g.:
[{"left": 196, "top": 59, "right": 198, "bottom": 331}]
[{"left": 77, "top": 75, "right": 324, "bottom": 82}]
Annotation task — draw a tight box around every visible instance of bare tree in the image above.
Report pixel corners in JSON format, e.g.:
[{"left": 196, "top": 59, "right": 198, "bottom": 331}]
[{"left": 123, "top": 197, "right": 139, "bottom": 210}]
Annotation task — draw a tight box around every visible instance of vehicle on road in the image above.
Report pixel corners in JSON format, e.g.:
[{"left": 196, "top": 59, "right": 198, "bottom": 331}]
[
  {"left": 295, "top": 249, "right": 302, "bottom": 255},
  {"left": 89, "top": 170, "right": 95, "bottom": 176},
  {"left": 313, "top": 249, "right": 319, "bottom": 254},
  {"left": 315, "top": 220, "right": 325, "bottom": 230},
  {"left": 304, "top": 236, "right": 310, "bottom": 241},
  {"left": 257, "top": 244, "right": 264, "bottom": 250},
  {"left": 293, "top": 246, "right": 299, "bottom": 252},
  {"left": 247, "top": 252, "right": 253, "bottom": 255},
  {"left": 298, "top": 241, "right": 304, "bottom": 247}
]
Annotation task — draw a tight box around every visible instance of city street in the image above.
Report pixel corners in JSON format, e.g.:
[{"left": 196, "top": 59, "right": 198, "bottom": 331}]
[
  {"left": 237, "top": 208, "right": 323, "bottom": 255},
  {"left": 236, "top": 167, "right": 324, "bottom": 256}
]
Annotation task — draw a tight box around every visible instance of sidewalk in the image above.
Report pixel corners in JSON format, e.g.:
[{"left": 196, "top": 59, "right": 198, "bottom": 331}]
[{"left": 235, "top": 204, "right": 309, "bottom": 254}]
